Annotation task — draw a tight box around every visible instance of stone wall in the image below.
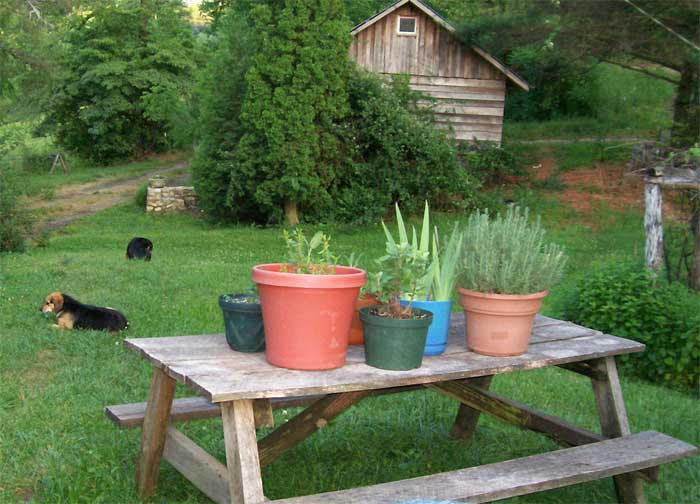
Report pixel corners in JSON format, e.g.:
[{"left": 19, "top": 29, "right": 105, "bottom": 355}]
[{"left": 146, "top": 177, "right": 198, "bottom": 213}]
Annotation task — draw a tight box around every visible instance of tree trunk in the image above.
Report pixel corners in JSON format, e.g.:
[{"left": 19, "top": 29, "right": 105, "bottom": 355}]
[
  {"left": 284, "top": 200, "right": 299, "bottom": 226},
  {"left": 689, "top": 196, "right": 700, "bottom": 292},
  {"left": 671, "top": 56, "right": 700, "bottom": 147}
]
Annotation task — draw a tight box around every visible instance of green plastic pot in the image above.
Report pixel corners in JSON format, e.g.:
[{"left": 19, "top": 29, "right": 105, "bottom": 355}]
[
  {"left": 359, "top": 306, "right": 433, "bottom": 370},
  {"left": 218, "top": 294, "right": 265, "bottom": 352}
]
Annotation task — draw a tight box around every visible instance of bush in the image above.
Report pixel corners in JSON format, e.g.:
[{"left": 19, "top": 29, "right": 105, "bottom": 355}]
[
  {"left": 330, "top": 70, "right": 478, "bottom": 223},
  {"left": 134, "top": 183, "right": 148, "bottom": 210},
  {"left": 0, "top": 164, "right": 33, "bottom": 253},
  {"left": 457, "top": 140, "right": 521, "bottom": 186},
  {"left": 563, "top": 262, "right": 700, "bottom": 393}
]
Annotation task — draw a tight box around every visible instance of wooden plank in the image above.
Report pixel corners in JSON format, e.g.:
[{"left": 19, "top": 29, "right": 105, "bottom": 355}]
[
  {"left": 258, "top": 390, "right": 370, "bottom": 468},
  {"left": 221, "top": 400, "right": 264, "bottom": 504},
  {"left": 590, "top": 356, "right": 647, "bottom": 503},
  {"left": 433, "top": 113, "right": 503, "bottom": 125},
  {"left": 558, "top": 361, "right": 609, "bottom": 381},
  {"left": 452, "top": 131, "right": 502, "bottom": 142},
  {"left": 449, "top": 376, "right": 493, "bottom": 440},
  {"left": 135, "top": 367, "right": 176, "bottom": 499},
  {"left": 424, "top": 103, "right": 504, "bottom": 116},
  {"left": 435, "top": 123, "right": 503, "bottom": 134},
  {"left": 430, "top": 380, "right": 656, "bottom": 483},
  {"left": 413, "top": 89, "right": 505, "bottom": 102},
  {"left": 410, "top": 82, "right": 505, "bottom": 97},
  {"left": 163, "top": 427, "right": 230, "bottom": 504},
  {"left": 273, "top": 432, "right": 697, "bottom": 504},
  {"left": 408, "top": 75, "right": 505, "bottom": 88}
]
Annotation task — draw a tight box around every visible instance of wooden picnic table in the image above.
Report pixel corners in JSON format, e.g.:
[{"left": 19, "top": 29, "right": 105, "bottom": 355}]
[{"left": 107, "top": 313, "right": 697, "bottom": 504}]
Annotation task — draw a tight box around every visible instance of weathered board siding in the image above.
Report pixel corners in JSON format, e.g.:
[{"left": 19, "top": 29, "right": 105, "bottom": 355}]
[{"left": 349, "top": 4, "right": 505, "bottom": 143}]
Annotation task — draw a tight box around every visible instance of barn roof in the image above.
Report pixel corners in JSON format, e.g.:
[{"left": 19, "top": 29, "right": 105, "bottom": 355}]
[{"left": 350, "top": 0, "right": 530, "bottom": 91}]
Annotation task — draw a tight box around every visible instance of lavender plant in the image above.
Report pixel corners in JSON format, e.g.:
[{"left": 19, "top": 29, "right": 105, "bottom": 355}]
[{"left": 459, "top": 207, "right": 567, "bottom": 295}]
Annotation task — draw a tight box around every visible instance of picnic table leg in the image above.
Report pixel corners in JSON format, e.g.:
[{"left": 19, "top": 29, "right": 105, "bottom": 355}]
[
  {"left": 449, "top": 375, "right": 493, "bottom": 439},
  {"left": 221, "top": 399, "right": 265, "bottom": 504},
  {"left": 590, "top": 356, "right": 646, "bottom": 504},
  {"left": 135, "top": 367, "right": 176, "bottom": 499}
]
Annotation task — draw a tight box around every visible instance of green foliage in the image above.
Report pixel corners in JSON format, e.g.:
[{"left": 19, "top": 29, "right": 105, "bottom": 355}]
[
  {"left": 459, "top": 206, "right": 567, "bottom": 294},
  {"left": 280, "top": 228, "right": 336, "bottom": 274},
  {"left": 430, "top": 222, "right": 463, "bottom": 301},
  {"left": 232, "top": 0, "right": 351, "bottom": 223},
  {"left": 506, "top": 45, "right": 597, "bottom": 121},
  {"left": 563, "top": 262, "right": 700, "bottom": 392},
  {"left": 0, "top": 163, "right": 33, "bottom": 253},
  {"left": 332, "top": 70, "right": 478, "bottom": 223},
  {"left": 134, "top": 183, "right": 148, "bottom": 210},
  {"left": 46, "top": 0, "right": 196, "bottom": 163},
  {"left": 458, "top": 140, "right": 521, "bottom": 186}
]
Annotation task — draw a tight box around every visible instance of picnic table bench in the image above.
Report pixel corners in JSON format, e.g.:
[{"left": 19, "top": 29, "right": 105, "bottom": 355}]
[{"left": 106, "top": 313, "right": 697, "bottom": 503}]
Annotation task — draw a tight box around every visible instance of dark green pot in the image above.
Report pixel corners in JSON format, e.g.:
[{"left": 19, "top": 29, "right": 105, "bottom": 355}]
[
  {"left": 359, "top": 306, "right": 433, "bottom": 370},
  {"left": 218, "top": 294, "right": 265, "bottom": 352}
]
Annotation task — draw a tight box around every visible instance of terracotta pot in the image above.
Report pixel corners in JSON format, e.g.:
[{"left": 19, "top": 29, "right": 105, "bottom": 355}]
[
  {"left": 456, "top": 287, "right": 547, "bottom": 356},
  {"left": 349, "top": 294, "right": 380, "bottom": 345},
  {"left": 252, "top": 264, "right": 366, "bottom": 370}
]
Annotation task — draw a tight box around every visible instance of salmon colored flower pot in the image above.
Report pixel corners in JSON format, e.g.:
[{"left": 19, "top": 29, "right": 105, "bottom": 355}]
[
  {"left": 252, "top": 264, "right": 366, "bottom": 370},
  {"left": 456, "top": 287, "right": 547, "bottom": 357},
  {"left": 349, "top": 294, "right": 380, "bottom": 345}
]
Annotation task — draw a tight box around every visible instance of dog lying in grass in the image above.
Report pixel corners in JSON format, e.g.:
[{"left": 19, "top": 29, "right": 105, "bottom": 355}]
[
  {"left": 40, "top": 292, "right": 129, "bottom": 332},
  {"left": 126, "top": 237, "right": 153, "bottom": 261}
]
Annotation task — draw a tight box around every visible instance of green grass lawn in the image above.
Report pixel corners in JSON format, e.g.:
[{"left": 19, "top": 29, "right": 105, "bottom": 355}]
[{"left": 1, "top": 201, "right": 698, "bottom": 503}]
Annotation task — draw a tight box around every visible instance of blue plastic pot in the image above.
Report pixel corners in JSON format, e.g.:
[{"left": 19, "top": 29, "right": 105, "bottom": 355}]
[{"left": 401, "top": 299, "right": 452, "bottom": 356}]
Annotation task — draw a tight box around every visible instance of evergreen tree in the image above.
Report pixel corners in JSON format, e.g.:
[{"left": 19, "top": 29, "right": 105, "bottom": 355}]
[
  {"left": 46, "top": 0, "right": 196, "bottom": 163},
  {"left": 233, "top": 0, "right": 351, "bottom": 224}
]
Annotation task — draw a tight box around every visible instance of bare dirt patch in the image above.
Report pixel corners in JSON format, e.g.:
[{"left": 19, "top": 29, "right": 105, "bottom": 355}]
[{"left": 27, "top": 160, "right": 190, "bottom": 232}]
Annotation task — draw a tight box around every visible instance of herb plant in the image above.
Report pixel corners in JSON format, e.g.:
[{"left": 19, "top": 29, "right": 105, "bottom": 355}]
[
  {"left": 459, "top": 207, "right": 567, "bottom": 295},
  {"left": 280, "top": 228, "right": 336, "bottom": 275}
]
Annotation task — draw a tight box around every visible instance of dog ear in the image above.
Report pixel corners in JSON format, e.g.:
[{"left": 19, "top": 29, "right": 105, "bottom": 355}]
[{"left": 50, "top": 292, "right": 64, "bottom": 312}]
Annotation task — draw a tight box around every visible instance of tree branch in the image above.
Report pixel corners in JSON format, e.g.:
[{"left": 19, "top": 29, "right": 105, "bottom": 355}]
[
  {"left": 623, "top": 0, "right": 700, "bottom": 52},
  {"left": 600, "top": 58, "right": 680, "bottom": 85}
]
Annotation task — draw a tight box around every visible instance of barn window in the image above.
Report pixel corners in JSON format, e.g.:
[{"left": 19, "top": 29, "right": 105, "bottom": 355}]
[{"left": 397, "top": 16, "right": 417, "bottom": 35}]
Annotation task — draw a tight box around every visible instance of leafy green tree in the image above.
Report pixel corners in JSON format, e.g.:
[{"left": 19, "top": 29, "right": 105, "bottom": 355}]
[
  {"left": 46, "top": 0, "right": 196, "bottom": 163},
  {"left": 233, "top": 0, "right": 351, "bottom": 224},
  {"left": 191, "top": 7, "right": 258, "bottom": 220}
]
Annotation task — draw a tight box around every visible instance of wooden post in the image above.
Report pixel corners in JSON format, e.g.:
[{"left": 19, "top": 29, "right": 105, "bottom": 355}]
[
  {"left": 590, "top": 357, "right": 646, "bottom": 504},
  {"left": 136, "top": 367, "right": 176, "bottom": 499},
  {"left": 448, "top": 376, "right": 493, "bottom": 440},
  {"left": 221, "top": 400, "right": 265, "bottom": 504},
  {"left": 644, "top": 181, "right": 664, "bottom": 275}
]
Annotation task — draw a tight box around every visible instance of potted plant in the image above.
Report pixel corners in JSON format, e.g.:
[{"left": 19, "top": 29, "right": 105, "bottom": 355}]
[
  {"left": 457, "top": 207, "right": 567, "bottom": 356},
  {"left": 218, "top": 286, "right": 265, "bottom": 353},
  {"left": 359, "top": 207, "right": 433, "bottom": 371},
  {"left": 395, "top": 202, "right": 463, "bottom": 356},
  {"left": 252, "top": 228, "right": 366, "bottom": 370}
]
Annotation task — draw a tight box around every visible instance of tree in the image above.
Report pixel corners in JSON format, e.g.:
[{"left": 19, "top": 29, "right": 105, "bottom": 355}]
[
  {"left": 233, "top": 0, "right": 351, "bottom": 224},
  {"left": 46, "top": 0, "right": 196, "bottom": 163},
  {"left": 557, "top": 0, "right": 700, "bottom": 146}
]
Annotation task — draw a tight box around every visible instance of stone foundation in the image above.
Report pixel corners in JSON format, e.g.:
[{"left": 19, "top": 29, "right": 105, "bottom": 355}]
[{"left": 147, "top": 177, "right": 198, "bottom": 213}]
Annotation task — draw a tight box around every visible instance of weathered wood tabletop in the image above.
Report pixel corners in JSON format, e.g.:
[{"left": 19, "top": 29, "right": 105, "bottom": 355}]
[{"left": 124, "top": 313, "right": 644, "bottom": 403}]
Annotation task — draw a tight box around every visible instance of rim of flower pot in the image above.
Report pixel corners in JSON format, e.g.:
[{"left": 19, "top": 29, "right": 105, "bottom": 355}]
[
  {"left": 359, "top": 306, "right": 433, "bottom": 328},
  {"left": 218, "top": 293, "right": 261, "bottom": 311},
  {"left": 252, "top": 263, "right": 366, "bottom": 288},
  {"left": 456, "top": 287, "right": 548, "bottom": 300}
]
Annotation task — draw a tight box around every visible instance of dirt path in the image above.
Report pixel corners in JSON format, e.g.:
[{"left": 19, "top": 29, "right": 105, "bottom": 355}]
[{"left": 28, "top": 160, "right": 190, "bottom": 232}]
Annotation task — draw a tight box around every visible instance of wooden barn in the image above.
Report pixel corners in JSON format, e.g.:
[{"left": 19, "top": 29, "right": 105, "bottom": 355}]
[{"left": 349, "top": 0, "right": 529, "bottom": 144}]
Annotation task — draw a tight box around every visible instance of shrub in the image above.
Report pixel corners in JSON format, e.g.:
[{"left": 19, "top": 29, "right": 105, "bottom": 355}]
[
  {"left": 134, "top": 183, "right": 148, "bottom": 210},
  {"left": 459, "top": 206, "right": 567, "bottom": 294},
  {"left": 0, "top": 164, "right": 33, "bottom": 253},
  {"left": 457, "top": 140, "right": 521, "bottom": 186},
  {"left": 563, "top": 262, "right": 700, "bottom": 393}
]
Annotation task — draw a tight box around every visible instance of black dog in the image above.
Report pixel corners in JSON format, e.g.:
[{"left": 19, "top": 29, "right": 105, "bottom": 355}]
[
  {"left": 41, "top": 292, "right": 129, "bottom": 332},
  {"left": 126, "top": 237, "right": 153, "bottom": 261}
]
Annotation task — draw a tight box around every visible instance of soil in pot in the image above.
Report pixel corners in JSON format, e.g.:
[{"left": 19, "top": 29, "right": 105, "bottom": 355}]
[
  {"left": 457, "top": 287, "right": 546, "bottom": 356},
  {"left": 219, "top": 294, "right": 265, "bottom": 352},
  {"left": 360, "top": 306, "right": 433, "bottom": 370}
]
